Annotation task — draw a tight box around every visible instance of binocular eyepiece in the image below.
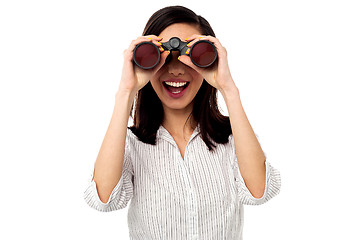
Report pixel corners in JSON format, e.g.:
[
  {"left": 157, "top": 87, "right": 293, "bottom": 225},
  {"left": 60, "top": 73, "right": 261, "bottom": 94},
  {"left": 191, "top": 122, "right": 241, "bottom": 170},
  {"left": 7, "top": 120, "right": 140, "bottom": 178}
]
[{"left": 133, "top": 37, "right": 217, "bottom": 69}]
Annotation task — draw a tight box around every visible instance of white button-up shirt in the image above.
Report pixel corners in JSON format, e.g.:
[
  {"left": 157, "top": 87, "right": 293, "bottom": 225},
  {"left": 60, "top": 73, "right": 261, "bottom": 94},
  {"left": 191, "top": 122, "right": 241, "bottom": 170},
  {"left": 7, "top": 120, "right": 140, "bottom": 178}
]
[{"left": 83, "top": 123, "right": 281, "bottom": 239}]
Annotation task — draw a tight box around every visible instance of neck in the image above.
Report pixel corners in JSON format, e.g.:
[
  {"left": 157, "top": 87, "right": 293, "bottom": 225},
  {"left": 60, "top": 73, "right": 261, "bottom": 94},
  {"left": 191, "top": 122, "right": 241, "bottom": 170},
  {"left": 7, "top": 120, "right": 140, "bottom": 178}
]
[{"left": 161, "top": 104, "right": 197, "bottom": 137}]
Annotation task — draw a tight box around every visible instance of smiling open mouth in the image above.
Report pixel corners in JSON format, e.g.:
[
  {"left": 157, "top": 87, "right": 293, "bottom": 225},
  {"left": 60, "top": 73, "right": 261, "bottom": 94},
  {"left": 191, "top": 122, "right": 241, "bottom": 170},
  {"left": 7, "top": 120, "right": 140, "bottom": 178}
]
[
  {"left": 162, "top": 81, "right": 190, "bottom": 97},
  {"left": 163, "top": 81, "right": 189, "bottom": 93}
]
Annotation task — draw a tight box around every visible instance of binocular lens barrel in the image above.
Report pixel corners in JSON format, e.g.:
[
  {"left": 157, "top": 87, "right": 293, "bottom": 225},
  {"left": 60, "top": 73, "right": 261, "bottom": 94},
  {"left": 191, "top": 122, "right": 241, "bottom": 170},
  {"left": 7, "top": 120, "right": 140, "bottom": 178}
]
[
  {"left": 190, "top": 41, "right": 217, "bottom": 68},
  {"left": 133, "top": 42, "right": 160, "bottom": 69}
]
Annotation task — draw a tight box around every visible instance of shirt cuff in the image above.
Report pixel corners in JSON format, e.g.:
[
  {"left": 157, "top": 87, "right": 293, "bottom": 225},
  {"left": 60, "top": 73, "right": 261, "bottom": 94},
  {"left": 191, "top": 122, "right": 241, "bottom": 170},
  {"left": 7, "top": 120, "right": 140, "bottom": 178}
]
[
  {"left": 83, "top": 171, "right": 126, "bottom": 212},
  {"left": 234, "top": 161, "right": 281, "bottom": 205}
]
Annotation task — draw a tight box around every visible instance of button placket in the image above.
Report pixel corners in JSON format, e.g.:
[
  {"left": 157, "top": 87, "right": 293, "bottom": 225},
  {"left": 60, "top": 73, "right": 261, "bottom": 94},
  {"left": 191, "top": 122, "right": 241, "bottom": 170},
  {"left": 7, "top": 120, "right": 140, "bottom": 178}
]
[
  {"left": 188, "top": 147, "right": 199, "bottom": 239},
  {"left": 180, "top": 144, "right": 199, "bottom": 240},
  {"left": 160, "top": 124, "right": 200, "bottom": 239}
]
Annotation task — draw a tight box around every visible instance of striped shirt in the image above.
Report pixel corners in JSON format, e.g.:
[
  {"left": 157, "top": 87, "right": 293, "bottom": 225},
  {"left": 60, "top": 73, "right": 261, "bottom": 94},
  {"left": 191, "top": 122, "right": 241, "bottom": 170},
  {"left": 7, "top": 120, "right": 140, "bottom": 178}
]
[{"left": 83, "top": 123, "right": 281, "bottom": 240}]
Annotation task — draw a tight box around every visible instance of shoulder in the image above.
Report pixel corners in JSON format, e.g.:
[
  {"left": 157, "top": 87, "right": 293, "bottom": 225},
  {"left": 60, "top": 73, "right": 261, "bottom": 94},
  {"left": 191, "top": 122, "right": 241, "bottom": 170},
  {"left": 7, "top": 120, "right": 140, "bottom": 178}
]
[
  {"left": 126, "top": 127, "right": 137, "bottom": 139},
  {"left": 125, "top": 127, "right": 141, "bottom": 149}
]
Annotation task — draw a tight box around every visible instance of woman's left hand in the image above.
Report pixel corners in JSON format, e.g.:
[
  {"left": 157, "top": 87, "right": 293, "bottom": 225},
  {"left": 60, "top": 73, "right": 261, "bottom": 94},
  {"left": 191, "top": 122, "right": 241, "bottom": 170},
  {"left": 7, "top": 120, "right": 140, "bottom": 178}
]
[{"left": 178, "top": 34, "right": 236, "bottom": 92}]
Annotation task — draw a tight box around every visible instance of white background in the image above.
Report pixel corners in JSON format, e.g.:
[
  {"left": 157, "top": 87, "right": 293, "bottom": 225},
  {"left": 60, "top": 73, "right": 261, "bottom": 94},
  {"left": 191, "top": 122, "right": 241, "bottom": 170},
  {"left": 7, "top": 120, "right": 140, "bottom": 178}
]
[{"left": 1, "top": 0, "right": 360, "bottom": 239}]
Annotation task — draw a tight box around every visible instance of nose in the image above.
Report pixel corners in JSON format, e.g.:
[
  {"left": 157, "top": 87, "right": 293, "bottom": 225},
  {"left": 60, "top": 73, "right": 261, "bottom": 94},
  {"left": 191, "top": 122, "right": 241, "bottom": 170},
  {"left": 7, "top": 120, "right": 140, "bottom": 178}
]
[{"left": 167, "top": 51, "right": 185, "bottom": 77}]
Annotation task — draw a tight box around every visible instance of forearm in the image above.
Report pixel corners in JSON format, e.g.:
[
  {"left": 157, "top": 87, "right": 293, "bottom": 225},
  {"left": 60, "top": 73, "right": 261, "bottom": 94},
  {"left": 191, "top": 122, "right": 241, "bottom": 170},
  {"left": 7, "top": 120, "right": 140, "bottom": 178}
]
[
  {"left": 92, "top": 89, "right": 136, "bottom": 203},
  {"left": 220, "top": 82, "right": 266, "bottom": 198}
]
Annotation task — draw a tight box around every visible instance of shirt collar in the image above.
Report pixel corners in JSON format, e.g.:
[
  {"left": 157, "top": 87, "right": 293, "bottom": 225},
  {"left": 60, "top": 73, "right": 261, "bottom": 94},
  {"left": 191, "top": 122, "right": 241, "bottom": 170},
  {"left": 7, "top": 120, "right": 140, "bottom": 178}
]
[{"left": 157, "top": 123, "right": 201, "bottom": 147}]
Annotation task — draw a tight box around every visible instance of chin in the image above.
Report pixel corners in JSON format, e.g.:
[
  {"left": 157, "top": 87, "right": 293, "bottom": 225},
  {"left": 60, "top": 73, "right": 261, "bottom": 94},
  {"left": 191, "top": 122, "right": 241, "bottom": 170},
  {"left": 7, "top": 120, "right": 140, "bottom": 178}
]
[{"left": 161, "top": 97, "right": 194, "bottom": 109}]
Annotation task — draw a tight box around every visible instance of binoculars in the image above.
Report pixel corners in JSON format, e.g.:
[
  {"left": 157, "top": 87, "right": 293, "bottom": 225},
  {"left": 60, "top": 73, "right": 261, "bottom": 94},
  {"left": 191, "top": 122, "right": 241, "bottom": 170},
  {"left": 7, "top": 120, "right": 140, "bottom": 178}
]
[{"left": 133, "top": 37, "right": 217, "bottom": 69}]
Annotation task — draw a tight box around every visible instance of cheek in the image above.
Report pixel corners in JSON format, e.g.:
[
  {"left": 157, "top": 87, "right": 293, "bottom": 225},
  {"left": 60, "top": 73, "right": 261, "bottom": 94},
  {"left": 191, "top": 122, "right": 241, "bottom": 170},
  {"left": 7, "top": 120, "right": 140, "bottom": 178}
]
[
  {"left": 186, "top": 66, "right": 202, "bottom": 81},
  {"left": 150, "top": 80, "right": 162, "bottom": 95},
  {"left": 189, "top": 71, "right": 203, "bottom": 87},
  {"left": 150, "top": 70, "right": 165, "bottom": 91}
]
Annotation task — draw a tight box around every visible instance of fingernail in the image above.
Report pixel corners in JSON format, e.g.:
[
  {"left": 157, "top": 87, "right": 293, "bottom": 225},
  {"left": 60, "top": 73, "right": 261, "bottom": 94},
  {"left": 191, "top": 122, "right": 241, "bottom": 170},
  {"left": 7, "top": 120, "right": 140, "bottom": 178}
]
[
  {"left": 187, "top": 42, "right": 191, "bottom": 46},
  {"left": 185, "top": 37, "right": 189, "bottom": 41},
  {"left": 185, "top": 49, "right": 190, "bottom": 54},
  {"left": 160, "top": 46, "right": 164, "bottom": 51},
  {"left": 158, "top": 42, "right": 162, "bottom": 45}
]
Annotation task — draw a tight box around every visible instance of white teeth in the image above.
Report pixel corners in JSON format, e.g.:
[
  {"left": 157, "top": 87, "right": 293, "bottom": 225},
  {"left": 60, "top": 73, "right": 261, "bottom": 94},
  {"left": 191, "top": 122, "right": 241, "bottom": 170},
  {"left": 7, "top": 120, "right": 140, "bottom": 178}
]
[{"left": 164, "top": 81, "right": 187, "bottom": 87}]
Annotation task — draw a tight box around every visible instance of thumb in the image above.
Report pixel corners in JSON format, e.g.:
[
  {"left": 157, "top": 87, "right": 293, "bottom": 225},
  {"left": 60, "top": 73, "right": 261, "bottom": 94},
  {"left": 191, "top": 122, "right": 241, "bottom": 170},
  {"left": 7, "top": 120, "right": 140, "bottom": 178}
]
[
  {"left": 178, "top": 55, "right": 203, "bottom": 73},
  {"left": 153, "top": 50, "right": 171, "bottom": 72},
  {"left": 177, "top": 55, "right": 192, "bottom": 67}
]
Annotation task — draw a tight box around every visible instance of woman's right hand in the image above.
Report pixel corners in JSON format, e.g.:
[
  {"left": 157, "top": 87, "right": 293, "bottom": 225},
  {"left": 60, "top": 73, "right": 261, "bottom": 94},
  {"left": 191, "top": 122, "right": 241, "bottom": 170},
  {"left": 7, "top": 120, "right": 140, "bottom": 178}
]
[{"left": 117, "top": 35, "right": 170, "bottom": 95}]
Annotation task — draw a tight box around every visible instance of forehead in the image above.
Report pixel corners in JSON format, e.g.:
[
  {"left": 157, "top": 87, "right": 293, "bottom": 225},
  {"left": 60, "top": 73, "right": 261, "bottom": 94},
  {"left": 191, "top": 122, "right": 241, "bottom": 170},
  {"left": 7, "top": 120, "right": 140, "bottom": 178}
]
[{"left": 159, "top": 23, "right": 201, "bottom": 42}]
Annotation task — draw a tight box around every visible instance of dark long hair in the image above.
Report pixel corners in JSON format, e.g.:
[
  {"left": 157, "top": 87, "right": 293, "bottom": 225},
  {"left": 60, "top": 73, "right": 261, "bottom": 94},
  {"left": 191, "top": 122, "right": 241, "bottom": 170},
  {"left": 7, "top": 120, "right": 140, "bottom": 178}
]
[{"left": 128, "top": 5, "right": 232, "bottom": 151}]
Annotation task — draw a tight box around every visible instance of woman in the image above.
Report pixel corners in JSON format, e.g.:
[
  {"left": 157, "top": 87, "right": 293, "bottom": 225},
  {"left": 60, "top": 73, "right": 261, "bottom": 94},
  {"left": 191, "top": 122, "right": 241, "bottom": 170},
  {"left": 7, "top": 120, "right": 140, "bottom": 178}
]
[{"left": 84, "top": 5, "right": 281, "bottom": 239}]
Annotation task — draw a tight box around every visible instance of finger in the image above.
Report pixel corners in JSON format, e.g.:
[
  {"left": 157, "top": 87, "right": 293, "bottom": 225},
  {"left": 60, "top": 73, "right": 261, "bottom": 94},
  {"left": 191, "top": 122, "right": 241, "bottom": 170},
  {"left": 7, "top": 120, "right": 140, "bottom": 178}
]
[
  {"left": 123, "top": 37, "right": 151, "bottom": 62},
  {"left": 187, "top": 35, "right": 220, "bottom": 48},
  {"left": 201, "top": 36, "right": 227, "bottom": 59},
  {"left": 150, "top": 40, "right": 164, "bottom": 52},
  {"left": 144, "top": 35, "right": 163, "bottom": 41},
  {"left": 185, "top": 35, "right": 205, "bottom": 48},
  {"left": 197, "top": 35, "right": 223, "bottom": 48},
  {"left": 144, "top": 35, "right": 164, "bottom": 51},
  {"left": 185, "top": 34, "right": 220, "bottom": 47},
  {"left": 184, "top": 34, "right": 203, "bottom": 42},
  {"left": 128, "top": 37, "right": 152, "bottom": 50},
  {"left": 125, "top": 36, "right": 164, "bottom": 63},
  {"left": 128, "top": 35, "right": 162, "bottom": 50},
  {"left": 188, "top": 35, "right": 226, "bottom": 59}
]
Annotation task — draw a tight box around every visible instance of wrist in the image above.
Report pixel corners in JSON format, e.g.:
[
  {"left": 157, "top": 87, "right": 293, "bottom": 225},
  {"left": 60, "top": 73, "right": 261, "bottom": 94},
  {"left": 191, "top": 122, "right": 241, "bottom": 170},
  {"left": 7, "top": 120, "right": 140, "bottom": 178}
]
[
  {"left": 219, "top": 82, "right": 239, "bottom": 100},
  {"left": 115, "top": 89, "right": 137, "bottom": 108},
  {"left": 116, "top": 88, "right": 137, "bottom": 99}
]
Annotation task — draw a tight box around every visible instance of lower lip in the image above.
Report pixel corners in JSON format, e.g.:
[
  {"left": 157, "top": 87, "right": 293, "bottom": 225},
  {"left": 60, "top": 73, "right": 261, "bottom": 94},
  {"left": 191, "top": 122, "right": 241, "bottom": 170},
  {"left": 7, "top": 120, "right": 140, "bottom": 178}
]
[{"left": 163, "top": 82, "right": 190, "bottom": 98}]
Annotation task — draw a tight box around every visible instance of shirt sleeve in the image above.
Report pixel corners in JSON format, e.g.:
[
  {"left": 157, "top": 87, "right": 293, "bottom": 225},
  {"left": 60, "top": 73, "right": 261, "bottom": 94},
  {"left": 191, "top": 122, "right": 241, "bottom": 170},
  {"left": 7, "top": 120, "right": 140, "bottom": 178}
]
[
  {"left": 229, "top": 134, "right": 281, "bottom": 205},
  {"left": 83, "top": 130, "right": 134, "bottom": 212}
]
